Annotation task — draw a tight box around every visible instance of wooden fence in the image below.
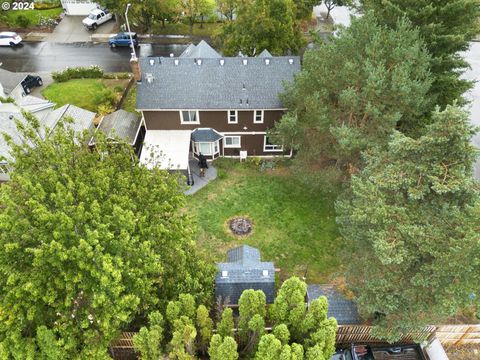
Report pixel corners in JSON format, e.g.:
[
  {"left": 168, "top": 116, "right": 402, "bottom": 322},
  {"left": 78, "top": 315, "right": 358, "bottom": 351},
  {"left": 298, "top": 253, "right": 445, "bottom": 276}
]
[
  {"left": 336, "top": 325, "right": 437, "bottom": 346},
  {"left": 435, "top": 324, "right": 480, "bottom": 346}
]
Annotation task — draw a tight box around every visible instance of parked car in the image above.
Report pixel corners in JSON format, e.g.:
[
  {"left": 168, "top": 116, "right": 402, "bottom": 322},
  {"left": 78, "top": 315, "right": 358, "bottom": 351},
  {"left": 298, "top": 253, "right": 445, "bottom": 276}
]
[
  {"left": 332, "top": 344, "right": 429, "bottom": 360},
  {"left": 21, "top": 75, "right": 43, "bottom": 94},
  {"left": 82, "top": 9, "right": 113, "bottom": 30},
  {"left": 0, "top": 32, "right": 22, "bottom": 47},
  {"left": 331, "top": 349, "right": 353, "bottom": 360},
  {"left": 109, "top": 32, "right": 138, "bottom": 48}
]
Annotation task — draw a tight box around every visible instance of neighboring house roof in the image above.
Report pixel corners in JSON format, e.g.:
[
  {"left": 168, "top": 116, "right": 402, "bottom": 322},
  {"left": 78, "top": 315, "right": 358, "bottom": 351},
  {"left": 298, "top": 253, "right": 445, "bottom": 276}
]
[
  {"left": 94, "top": 109, "right": 142, "bottom": 145},
  {"left": 41, "top": 104, "right": 95, "bottom": 136},
  {"left": 137, "top": 53, "right": 300, "bottom": 110},
  {"left": 180, "top": 40, "right": 221, "bottom": 59},
  {"left": 0, "top": 68, "right": 26, "bottom": 95},
  {"left": 258, "top": 49, "right": 273, "bottom": 58},
  {"left": 216, "top": 245, "right": 275, "bottom": 304},
  {"left": 191, "top": 128, "right": 223, "bottom": 142},
  {"left": 307, "top": 285, "right": 361, "bottom": 325},
  {"left": 18, "top": 95, "right": 55, "bottom": 113}
]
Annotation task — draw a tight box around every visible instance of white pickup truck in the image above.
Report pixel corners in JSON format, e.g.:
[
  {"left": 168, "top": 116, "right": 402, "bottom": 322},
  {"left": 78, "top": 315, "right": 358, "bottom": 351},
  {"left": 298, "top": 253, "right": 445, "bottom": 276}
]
[{"left": 82, "top": 9, "right": 113, "bottom": 30}]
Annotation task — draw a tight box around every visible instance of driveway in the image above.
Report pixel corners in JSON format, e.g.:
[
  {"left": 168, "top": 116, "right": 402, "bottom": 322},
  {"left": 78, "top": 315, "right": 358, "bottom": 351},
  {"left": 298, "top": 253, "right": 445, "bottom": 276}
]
[{"left": 46, "top": 16, "right": 117, "bottom": 43}]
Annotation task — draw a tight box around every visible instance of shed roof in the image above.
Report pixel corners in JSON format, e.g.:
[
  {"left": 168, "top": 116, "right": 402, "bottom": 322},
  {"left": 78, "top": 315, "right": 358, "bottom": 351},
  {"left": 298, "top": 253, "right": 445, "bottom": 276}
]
[
  {"left": 307, "top": 285, "right": 361, "bottom": 325},
  {"left": 0, "top": 68, "right": 26, "bottom": 95},
  {"left": 95, "top": 109, "right": 142, "bottom": 145},
  {"left": 137, "top": 53, "right": 300, "bottom": 110},
  {"left": 191, "top": 128, "right": 223, "bottom": 142}
]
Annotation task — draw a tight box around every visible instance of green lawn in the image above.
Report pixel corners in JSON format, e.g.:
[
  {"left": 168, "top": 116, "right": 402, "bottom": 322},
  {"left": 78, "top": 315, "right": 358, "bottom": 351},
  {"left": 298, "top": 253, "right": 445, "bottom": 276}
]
[
  {"left": 1, "top": 7, "right": 63, "bottom": 27},
  {"left": 186, "top": 159, "right": 342, "bottom": 283},
  {"left": 121, "top": 83, "right": 137, "bottom": 113},
  {"left": 42, "top": 79, "right": 121, "bottom": 113},
  {"left": 151, "top": 22, "right": 223, "bottom": 37}
]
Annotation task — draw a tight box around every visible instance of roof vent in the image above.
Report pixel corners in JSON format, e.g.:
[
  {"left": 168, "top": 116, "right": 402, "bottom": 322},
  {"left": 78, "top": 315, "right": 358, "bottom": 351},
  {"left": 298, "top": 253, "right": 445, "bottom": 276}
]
[
  {"left": 246, "top": 99, "right": 249, "bottom": 106},
  {"left": 265, "top": 59, "right": 270, "bottom": 65},
  {"left": 197, "top": 59, "right": 202, "bottom": 66},
  {"left": 149, "top": 59, "right": 155, "bottom": 66},
  {"left": 221, "top": 270, "right": 228, "bottom": 278},
  {"left": 242, "top": 59, "right": 248, "bottom": 65},
  {"left": 288, "top": 58, "right": 294, "bottom": 65},
  {"left": 220, "top": 59, "right": 225, "bottom": 66},
  {"left": 240, "top": 99, "right": 243, "bottom": 105},
  {"left": 242, "top": 84, "right": 246, "bottom": 91},
  {"left": 174, "top": 59, "right": 179, "bottom": 66},
  {"left": 145, "top": 73, "right": 154, "bottom": 84},
  {"left": 8, "top": 115, "right": 13, "bottom": 120},
  {"left": 170, "top": 53, "right": 174, "bottom": 57},
  {"left": 262, "top": 270, "right": 269, "bottom": 277}
]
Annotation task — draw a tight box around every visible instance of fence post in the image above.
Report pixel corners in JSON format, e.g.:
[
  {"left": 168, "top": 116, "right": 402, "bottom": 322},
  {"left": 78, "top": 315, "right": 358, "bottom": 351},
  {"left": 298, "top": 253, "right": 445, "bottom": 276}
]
[{"left": 454, "top": 326, "right": 474, "bottom": 346}]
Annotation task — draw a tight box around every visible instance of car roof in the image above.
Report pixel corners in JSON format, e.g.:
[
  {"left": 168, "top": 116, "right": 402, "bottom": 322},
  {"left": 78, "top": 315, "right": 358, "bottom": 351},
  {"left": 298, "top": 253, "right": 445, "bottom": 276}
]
[{"left": 0, "top": 32, "right": 18, "bottom": 36}]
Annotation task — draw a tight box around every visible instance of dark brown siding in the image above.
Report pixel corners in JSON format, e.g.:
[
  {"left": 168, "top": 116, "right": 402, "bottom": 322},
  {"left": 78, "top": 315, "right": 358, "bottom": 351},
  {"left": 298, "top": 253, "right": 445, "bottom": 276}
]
[
  {"left": 143, "top": 110, "right": 283, "bottom": 132},
  {"left": 223, "top": 134, "right": 288, "bottom": 157}
]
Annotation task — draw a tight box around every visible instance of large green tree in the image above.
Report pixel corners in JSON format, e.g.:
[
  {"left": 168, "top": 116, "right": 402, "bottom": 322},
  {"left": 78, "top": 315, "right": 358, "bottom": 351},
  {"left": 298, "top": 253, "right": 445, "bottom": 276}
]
[
  {"left": 336, "top": 105, "right": 480, "bottom": 340},
  {"left": 180, "top": 0, "right": 216, "bottom": 33},
  {"left": 216, "top": 0, "right": 306, "bottom": 56},
  {"left": 273, "top": 13, "right": 432, "bottom": 174},
  {"left": 360, "top": 0, "right": 480, "bottom": 109},
  {"left": 0, "top": 114, "right": 214, "bottom": 357}
]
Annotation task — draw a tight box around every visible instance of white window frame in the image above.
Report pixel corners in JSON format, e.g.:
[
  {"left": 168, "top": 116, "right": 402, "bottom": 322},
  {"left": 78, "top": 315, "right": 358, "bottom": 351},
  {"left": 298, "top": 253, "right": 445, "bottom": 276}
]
[
  {"left": 224, "top": 136, "right": 241, "bottom": 148},
  {"left": 228, "top": 110, "right": 238, "bottom": 124},
  {"left": 254, "top": 110, "right": 264, "bottom": 124},
  {"left": 192, "top": 140, "right": 220, "bottom": 156},
  {"left": 180, "top": 110, "right": 200, "bottom": 124},
  {"left": 263, "top": 135, "right": 283, "bottom": 152}
]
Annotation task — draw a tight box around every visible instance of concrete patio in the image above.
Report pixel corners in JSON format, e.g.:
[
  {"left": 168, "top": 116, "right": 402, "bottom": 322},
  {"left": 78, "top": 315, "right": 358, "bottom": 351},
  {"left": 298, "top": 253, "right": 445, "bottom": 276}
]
[{"left": 184, "top": 157, "right": 217, "bottom": 195}]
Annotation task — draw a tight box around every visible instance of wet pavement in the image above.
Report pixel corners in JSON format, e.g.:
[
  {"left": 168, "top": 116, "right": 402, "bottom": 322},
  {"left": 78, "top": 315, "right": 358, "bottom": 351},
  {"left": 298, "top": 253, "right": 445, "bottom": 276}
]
[
  {"left": 46, "top": 16, "right": 118, "bottom": 43},
  {"left": 0, "top": 42, "right": 188, "bottom": 72}
]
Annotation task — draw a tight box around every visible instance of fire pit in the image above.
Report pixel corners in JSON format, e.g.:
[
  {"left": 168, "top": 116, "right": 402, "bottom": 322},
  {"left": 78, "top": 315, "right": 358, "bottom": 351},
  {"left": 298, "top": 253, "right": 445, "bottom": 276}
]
[{"left": 229, "top": 217, "right": 253, "bottom": 236}]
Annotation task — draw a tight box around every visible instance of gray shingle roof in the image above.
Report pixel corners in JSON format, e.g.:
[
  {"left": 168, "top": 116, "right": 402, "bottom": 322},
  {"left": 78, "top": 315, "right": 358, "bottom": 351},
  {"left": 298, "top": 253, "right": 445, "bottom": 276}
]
[
  {"left": 191, "top": 128, "right": 223, "bottom": 142},
  {"left": 180, "top": 40, "right": 221, "bottom": 58},
  {"left": 0, "top": 68, "right": 26, "bottom": 95},
  {"left": 216, "top": 245, "right": 275, "bottom": 304},
  {"left": 136, "top": 55, "right": 300, "bottom": 110},
  {"left": 258, "top": 49, "right": 273, "bottom": 58},
  {"left": 41, "top": 104, "right": 95, "bottom": 135},
  {"left": 95, "top": 109, "right": 142, "bottom": 145},
  {"left": 307, "top": 285, "right": 361, "bottom": 325}
]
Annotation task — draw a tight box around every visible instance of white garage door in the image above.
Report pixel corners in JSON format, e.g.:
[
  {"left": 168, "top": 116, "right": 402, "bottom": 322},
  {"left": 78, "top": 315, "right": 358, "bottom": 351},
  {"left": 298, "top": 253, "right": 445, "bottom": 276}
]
[{"left": 61, "top": 0, "right": 98, "bottom": 15}]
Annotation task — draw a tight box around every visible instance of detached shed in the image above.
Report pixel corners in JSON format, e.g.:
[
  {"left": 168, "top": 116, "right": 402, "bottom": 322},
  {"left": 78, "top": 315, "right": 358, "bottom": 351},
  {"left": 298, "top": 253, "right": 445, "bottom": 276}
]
[
  {"left": 216, "top": 245, "right": 275, "bottom": 305},
  {"left": 307, "top": 285, "right": 361, "bottom": 325}
]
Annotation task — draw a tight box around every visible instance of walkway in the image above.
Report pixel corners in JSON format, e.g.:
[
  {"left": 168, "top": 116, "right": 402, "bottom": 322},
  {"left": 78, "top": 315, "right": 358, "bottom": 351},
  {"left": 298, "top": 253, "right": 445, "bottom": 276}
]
[{"left": 184, "top": 158, "right": 217, "bottom": 195}]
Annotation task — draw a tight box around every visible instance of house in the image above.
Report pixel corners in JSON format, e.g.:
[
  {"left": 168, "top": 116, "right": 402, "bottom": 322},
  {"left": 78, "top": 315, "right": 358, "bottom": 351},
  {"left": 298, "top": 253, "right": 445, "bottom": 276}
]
[
  {"left": 90, "top": 109, "right": 144, "bottom": 155},
  {"left": 0, "top": 68, "right": 29, "bottom": 100},
  {"left": 60, "top": 0, "right": 98, "bottom": 15},
  {"left": 135, "top": 41, "right": 300, "bottom": 178},
  {"left": 0, "top": 99, "right": 95, "bottom": 181},
  {"left": 215, "top": 245, "right": 275, "bottom": 305},
  {"left": 306, "top": 285, "right": 361, "bottom": 325}
]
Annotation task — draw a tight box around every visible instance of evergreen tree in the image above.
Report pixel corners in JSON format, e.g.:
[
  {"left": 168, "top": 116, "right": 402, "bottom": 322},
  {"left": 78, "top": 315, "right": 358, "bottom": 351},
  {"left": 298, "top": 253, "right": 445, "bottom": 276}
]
[
  {"left": 0, "top": 113, "right": 214, "bottom": 357},
  {"left": 209, "top": 334, "right": 239, "bottom": 360},
  {"left": 273, "top": 13, "right": 432, "bottom": 174},
  {"left": 196, "top": 305, "right": 214, "bottom": 355},
  {"left": 216, "top": 0, "right": 306, "bottom": 56},
  {"left": 360, "top": 0, "right": 480, "bottom": 108},
  {"left": 217, "top": 308, "right": 235, "bottom": 338},
  {"left": 133, "top": 312, "right": 164, "bottom": 360},
  {"left": 168, "top": 316, "right": 197, "bottom": 359},
  {"left": 336, "top": 105, "right": 480, "bottom": 340},
  {"left": 238, "top": 289, "right": 267, "bottom": 340}
]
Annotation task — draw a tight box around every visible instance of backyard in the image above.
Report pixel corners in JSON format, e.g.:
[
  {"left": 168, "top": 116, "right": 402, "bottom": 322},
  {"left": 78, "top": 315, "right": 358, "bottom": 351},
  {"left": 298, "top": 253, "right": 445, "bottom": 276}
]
[{"left": 187, "top": 159, "right": 342, "bottom": 283}]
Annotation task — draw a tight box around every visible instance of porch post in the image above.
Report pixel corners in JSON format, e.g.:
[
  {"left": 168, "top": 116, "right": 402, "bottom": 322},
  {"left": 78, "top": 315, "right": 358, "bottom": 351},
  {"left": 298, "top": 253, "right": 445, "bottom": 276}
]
[{"left": 187, "top": 163, "right": 194, "bottom": 186}]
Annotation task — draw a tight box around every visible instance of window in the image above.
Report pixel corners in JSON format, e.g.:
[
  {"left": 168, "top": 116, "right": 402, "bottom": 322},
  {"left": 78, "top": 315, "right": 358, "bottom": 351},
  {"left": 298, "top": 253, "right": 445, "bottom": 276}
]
[
  {"left": 180, "top": 110, "right": 199, "bottom": 124},
  {"left": 263, "top": 136, "right": 283, "bottom": 152},
  {"left": 224, "top": 136, "right": 241, "bottom": 148},
  {"left": 254, "top": 110, "right": 264, "bottom": 123},
  {"left": 197, "top": 142, "right": 211, "bottom": 155},
  {"left": 228, "top": 110, "right": 238, "bottom": 124}
]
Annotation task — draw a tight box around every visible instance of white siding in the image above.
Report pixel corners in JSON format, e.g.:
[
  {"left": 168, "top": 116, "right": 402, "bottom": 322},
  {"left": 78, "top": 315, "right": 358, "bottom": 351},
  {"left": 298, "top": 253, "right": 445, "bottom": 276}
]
[{"left": 60, "top": 0, "right": 98, "bottom": 15}]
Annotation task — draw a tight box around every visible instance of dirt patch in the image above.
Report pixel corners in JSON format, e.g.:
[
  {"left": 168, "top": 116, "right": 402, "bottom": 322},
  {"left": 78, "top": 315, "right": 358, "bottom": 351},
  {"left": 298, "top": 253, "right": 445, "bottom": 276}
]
[
  {"left": 224, "top": 215, "right": 254, "bottom": 238},
  {"left": 446, "top": 345, "right": 480, "bottom": 360}
]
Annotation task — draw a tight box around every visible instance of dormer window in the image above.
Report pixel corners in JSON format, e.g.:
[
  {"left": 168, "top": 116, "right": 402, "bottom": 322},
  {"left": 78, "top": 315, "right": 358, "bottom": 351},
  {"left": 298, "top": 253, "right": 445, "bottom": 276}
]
[
  {"left": 228, "top": 110, "right": 238, "bottom": 124},
  {"left": 262, "top": 270, "right": 269, "bottom": 277},
  {"left": 222, "top": 271, "right": 228, "bottom": 278},
  {"left": 254, "top": 110, "right": 264, "bottom": 124}
]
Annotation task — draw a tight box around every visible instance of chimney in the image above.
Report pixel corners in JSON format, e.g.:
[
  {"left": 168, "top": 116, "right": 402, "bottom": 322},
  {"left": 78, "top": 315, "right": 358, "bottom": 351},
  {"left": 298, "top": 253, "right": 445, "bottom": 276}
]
[{"left": 130, "top": 55, "right": 141, "bottom": 83}]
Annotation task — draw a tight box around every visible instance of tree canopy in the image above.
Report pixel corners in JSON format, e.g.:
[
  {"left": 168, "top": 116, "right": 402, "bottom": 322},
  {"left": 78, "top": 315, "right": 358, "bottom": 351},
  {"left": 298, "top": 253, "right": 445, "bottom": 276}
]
[
  {"left": 336, "top": 105, "right": 480, "bottom": 340},
  {"left": 273, "top": 13, "right": 432, "bottom": 174},
  {"left": 360, "top": 0, "right": 480, "bottom": 108},
  {"left": 0, "top": 114, "right": 214, "bottom": 357},
  {"left": 215, "top": 0, "right": 306, "bottom": 56}
]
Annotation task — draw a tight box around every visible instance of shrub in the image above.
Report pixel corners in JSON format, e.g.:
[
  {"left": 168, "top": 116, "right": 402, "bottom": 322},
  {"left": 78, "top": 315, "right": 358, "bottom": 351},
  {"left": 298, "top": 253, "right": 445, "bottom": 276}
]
[
  {"left": 114, "top": 85, "right": 124, "bottom": 93},
  {"left": 34, "top": 1, "right": 62, "bottom": 10},
  {"left": 16, "top": 15, "right": 31, "bottom": 28},
  {"left": 52, "top": 66, "right": 104, "bottom": 82},
  {"left": 93, "top": 88, "right": 117, "bottom": 107},
  {"left": 103, "top": 72, "right": 131, "bottom": 80}
]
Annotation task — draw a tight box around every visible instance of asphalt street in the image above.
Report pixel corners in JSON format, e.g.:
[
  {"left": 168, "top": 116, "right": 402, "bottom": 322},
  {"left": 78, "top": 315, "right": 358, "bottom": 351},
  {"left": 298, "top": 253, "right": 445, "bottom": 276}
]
[{"left": 0, "top": 42, "right": 188, "bottom": 72}]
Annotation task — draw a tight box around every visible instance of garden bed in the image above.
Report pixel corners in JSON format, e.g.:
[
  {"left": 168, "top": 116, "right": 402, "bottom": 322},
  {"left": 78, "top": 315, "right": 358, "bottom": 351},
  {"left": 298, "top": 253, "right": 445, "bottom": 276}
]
[{"left": 186, "top": 159, "right": 343, "bottom": 283}]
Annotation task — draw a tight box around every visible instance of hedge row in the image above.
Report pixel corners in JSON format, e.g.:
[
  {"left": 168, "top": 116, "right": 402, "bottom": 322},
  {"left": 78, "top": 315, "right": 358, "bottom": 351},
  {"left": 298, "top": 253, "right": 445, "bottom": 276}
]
[{"left": 52, "top": 66, "right": 131, "bottom": 82}]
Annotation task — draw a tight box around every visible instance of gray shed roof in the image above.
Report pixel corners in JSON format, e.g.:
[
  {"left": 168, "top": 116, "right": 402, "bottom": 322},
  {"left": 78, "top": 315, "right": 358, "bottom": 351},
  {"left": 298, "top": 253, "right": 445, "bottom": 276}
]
[
  {"left": 180, "top": 40, "right": 221, "bottom": 59},
  {"left": 137, "top": 55, "right": 300, "bottom": 110},
  {"left": 307, "top": 285, "right": 361, "bottom": 325},
  {"left": 95, "top": 109, "right": 142, "bottom": 145},
  {"left": 191, "top": 128, "right": 223, "bottom": 142},
  {"left": 0, "top": 68, "right": 26, "bottom": 95}
]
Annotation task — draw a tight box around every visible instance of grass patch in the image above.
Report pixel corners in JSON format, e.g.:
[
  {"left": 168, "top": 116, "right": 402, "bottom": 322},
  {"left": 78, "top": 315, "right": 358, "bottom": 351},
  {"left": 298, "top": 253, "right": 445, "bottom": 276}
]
[
  {"left": 186, "top": 159, "right": 342, "bottom": 283},
  {"left": 0, "top": 7, "right": 63, "bottom": 27},
  {"left": 121, "top": 83, "right": 138, "bottom": 114},
  {"left": 42, "top": 79, "right": 127, "bottom": 113},
  {"left": 151, "top": 22, "right": 223, "bottom": 37}
]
